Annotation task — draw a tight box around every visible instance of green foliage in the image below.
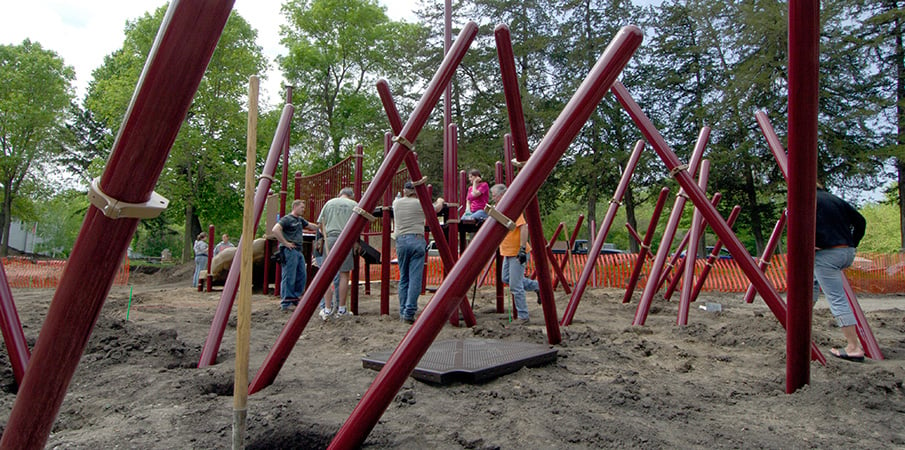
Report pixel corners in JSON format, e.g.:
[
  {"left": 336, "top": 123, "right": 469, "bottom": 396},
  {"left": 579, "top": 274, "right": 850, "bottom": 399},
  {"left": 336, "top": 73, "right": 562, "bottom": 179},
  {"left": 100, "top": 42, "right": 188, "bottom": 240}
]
[
  {"left": 86, "top": 7, "right": 267, "bottom": 261},
  {"left": 0, "top": 39, "right": 75, "bottom": 254},
  {"left": 32, "top": 189, "right": 87, "bottom": 258},
  {"left": 859, "top": 201, "right": 901, "bottom": 253}
]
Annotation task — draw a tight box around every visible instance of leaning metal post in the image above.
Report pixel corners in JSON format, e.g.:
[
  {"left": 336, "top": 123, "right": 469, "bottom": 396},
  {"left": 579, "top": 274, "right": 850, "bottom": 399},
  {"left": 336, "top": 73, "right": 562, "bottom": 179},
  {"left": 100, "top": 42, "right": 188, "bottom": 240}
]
[
  {"left": 1, "top": 1, "right": 233, "bottom": 447},
  {"left": 622, "top": 187, "right": 670, "bottom": 304}
]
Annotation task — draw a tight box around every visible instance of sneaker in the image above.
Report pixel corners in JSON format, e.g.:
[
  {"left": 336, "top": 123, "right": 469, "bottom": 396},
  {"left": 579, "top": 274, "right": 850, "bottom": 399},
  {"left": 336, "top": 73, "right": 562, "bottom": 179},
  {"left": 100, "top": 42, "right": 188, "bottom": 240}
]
[
  {"left": 337, "top": 308, "right": 351, "bottom": 317},
  {"left": 280, "top": 304, "right": 295, "bottom": 313},
  {"left": 319, "top": 308, "right": 332, "bottom": 321},
  {"left": 514, "top": 317, "right": 530, "bottom": 325},
  {"left": 401, "top": 316, "right": 415, "bottom": 324}
]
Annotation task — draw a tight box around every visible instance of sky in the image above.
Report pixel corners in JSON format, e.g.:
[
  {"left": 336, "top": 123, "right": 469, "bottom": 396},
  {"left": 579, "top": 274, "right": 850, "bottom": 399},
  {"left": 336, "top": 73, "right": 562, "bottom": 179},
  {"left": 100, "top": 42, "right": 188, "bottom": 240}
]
[{"left": 0, "top": 0, "right": 420, "bottom": 107}]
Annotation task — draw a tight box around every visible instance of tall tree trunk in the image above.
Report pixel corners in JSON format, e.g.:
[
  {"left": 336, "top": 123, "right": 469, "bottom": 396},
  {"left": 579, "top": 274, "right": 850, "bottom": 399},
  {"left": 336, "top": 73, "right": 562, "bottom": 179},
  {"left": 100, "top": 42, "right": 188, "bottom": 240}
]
[
  {"left": 183, "top": 205, "right": 195, "bottom": 263},
  {"left": 743, "top": 165, "right": 765, "bottom": 254},
  {"left": 624, "top": 185, "right": 638, "bottom": 253},
  {"left": 0, "top": 183, "right": 11, "bottom": 257},
  {"left": 895, "top": 2, "right": 905, "bottom": 251}
]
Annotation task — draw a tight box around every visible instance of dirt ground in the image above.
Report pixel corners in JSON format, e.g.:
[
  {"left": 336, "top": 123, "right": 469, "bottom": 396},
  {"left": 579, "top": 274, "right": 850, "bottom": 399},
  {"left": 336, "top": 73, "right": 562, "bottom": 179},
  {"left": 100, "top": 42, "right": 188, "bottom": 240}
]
[{"left": 0, "top": 262, "right": 903, "bottom": 449}]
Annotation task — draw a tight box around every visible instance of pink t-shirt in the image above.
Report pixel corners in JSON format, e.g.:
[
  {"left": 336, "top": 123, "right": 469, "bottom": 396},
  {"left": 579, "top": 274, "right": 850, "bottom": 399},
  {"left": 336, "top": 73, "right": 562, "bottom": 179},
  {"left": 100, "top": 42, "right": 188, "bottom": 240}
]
[{"left": 467, "top": 182, "right": 489, "bottom": 212}]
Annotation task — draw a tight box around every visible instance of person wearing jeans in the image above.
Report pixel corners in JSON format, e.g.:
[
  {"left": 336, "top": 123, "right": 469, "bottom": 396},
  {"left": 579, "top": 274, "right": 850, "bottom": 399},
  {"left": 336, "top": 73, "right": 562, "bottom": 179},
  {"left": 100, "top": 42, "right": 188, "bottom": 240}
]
[
  {"left": 393, "top": 181, "right": 437, "bottom": 323},
  {"left": 272, "top": 200, "right": 319, "bottom": 312},
  {"left": 491, "top": 183, "right": 539, "bottom": 323},
  {"left": 814, "top": 185, "right": 866, "bottom": 362}
]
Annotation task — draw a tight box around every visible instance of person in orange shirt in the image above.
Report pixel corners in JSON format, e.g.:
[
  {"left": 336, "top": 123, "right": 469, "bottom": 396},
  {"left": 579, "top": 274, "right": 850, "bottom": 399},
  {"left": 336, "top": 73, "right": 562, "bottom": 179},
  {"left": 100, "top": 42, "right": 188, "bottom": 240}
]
[{"left": 490, "top": 184, "right": 539, "bottom": 324}]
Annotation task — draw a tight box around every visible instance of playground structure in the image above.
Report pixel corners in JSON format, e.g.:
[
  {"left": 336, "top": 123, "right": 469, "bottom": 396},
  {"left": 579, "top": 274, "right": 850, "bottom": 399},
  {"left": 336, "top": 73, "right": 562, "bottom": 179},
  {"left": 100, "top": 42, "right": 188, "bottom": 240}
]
[{"left": 0, "top": 0, "right": 889, "bottom": 448}]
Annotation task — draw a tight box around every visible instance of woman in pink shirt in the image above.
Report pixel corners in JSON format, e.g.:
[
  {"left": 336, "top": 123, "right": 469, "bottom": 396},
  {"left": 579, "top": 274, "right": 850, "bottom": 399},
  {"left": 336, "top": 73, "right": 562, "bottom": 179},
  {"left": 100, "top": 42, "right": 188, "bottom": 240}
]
[{"left": 464, "top": 169, "right": 489, "bottom": 221}]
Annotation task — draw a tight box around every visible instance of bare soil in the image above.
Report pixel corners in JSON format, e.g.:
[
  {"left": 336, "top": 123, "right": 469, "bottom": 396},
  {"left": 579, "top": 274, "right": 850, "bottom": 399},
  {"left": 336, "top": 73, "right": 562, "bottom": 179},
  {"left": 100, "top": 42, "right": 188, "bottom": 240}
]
[{"left": 0, "top": 262, "right": 903, "bottom": 449}]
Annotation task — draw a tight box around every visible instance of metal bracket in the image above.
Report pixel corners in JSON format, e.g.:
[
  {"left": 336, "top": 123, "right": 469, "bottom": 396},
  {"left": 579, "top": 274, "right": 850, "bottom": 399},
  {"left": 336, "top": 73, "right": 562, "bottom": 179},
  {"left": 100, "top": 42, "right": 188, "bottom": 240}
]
[
  {"left": 484, "top": 205, "right": 516, "bottom": 231},
  {"left": 411, "top": 176, "right": 427, "bottom": 186},
  {"left": 87, "top": 177, "right": 169, "bottom": 220},
  {"left": 669, "top": 164, "right": 689, "bottom": 178},
  {"left": 511, "top": 158, "right": 526, "bottom": 168},
  {"left": 353, "top": 205, "right": 377, "bottom": 222},
  {"left": 393, "top": 135, "right": 415, "bottom": 151}
]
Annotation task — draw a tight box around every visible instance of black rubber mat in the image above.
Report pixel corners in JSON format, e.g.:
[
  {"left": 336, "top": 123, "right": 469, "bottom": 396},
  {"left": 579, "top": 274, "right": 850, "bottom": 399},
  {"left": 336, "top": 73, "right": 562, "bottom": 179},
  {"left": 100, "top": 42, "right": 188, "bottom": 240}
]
[{"left": 362, "top": 338, "right": 558, "bottom": 384}]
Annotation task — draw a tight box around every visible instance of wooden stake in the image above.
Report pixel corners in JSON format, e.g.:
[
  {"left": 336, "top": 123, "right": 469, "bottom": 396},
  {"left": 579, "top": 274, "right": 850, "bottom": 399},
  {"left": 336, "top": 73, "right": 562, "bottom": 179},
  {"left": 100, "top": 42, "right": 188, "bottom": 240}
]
[{"left": 233, "top": 75, "right": 258, "bottom": 449}]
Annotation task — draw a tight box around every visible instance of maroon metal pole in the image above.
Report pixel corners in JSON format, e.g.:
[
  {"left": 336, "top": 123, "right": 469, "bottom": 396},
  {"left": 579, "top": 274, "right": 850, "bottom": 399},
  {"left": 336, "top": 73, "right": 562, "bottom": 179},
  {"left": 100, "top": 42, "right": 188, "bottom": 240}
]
[
  {"left": 380, "top": 133, "right": 392, "bottom": 315},
  {"left": 841, "top": 277, "right": 884, "bottom": 359},
  {"left": 612, "top": 80, "right": 825, "bottom": 364},
  {"left": 351, "top": 144, "right": 364, "bottom": 314},
  {"left": 1, "top": 2, "right": 233, "bottom": 447},
  {"left": 561, "top": 139, "right": 644, "bottom": 325},
  {"left": 545, "top": 223, "right": 572, "bottom": 293},
  {"left": 496, "top": 24, "right": 560, "bottom": 341},
  {"left": 263, "top": 238, "right": 271, "bottom": 295},
  {"left": 755, "top": 111, "right": 789, "bottom": 177},
  {"left": 274, "top": 87, "right": 293, "bottom": 298},
  {"left": 689, "top": 205, "right": 742, "bottom": 302},
  {"left": 446, "top": 123, "right": 459, "bottom": 264},
  {"left": 663, "top": 193, "right": 721, "bottom": 301},
  {"left": 198, "top": 105, "right": 295, "bottom": 367},
  {"left": 249, "top": 22, "right": 481, "bottom": 395},
  {"left": 677, "top": 160, "right": 711, "bottom": 325},
  {"left": 459, "top": 169, "right": 468, "bottom": 253},
  {"left": 205, "top": 224, "right": 214, "bottom": 292},
  {"left": 632, "top": 127, "right": 709, "bottom": 325},
  {"left": 495, "top": 162, "right": 504, "bottom": 311},
  {"left": 328, "top": 26, "right": 643, "bottom": 449},
  {"left": 0, "top": 261, "right": 29, "bottom": 385},
  {"left": 622, "top": 187, "right": 671, "bottom": 303},
  {"left": 786, "top": 0, "right": 820, "bottom": 391},
  {"left": 744, "top": 209, "right": 788, "bottom": 303}
]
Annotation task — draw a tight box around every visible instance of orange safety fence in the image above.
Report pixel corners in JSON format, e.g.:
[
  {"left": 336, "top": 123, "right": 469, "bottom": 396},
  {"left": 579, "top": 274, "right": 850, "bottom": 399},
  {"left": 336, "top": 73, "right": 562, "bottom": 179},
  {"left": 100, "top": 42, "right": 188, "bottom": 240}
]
[
  {"left": 2, "top": 256, "right": 130, "bottom": 289},
  {"left": 367, "top": 252, "right": 905, "bottom": 295}
]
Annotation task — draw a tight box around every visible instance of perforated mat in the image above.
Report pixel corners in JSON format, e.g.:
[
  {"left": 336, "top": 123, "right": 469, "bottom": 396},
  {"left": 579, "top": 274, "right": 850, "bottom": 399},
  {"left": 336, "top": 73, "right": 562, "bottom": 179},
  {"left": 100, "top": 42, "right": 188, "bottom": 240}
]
[{"left": 362, "top": 338, "right": 557, "bottom": 384}]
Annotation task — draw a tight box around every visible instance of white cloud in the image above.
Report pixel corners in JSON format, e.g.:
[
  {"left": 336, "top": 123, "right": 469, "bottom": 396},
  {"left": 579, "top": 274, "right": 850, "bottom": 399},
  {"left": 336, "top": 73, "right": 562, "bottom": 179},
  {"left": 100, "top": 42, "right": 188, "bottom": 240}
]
[{"left": 0, "top": 0, "right": 418, "bottom": 107}]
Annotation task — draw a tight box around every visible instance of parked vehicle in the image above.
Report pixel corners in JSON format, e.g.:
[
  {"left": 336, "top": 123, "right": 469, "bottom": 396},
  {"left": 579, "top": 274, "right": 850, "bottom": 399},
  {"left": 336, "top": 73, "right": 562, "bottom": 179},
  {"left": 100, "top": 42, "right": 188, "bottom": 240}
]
[{"left": 551, "top": 240, "right": 625, "bottom": 255}]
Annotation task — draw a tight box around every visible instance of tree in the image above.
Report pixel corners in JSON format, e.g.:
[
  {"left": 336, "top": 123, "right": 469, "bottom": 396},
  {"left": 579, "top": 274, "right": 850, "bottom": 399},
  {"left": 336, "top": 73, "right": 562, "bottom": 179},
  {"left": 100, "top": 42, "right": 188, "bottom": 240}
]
[
  {"left": 86, "top": 8, "right": 267, "bottom": 261},
  {"left": 0, "top": 40, "right": 75, "bottom": 256},
  {"left": 280, "top": 0, "right": 420, "bottom": 169}
]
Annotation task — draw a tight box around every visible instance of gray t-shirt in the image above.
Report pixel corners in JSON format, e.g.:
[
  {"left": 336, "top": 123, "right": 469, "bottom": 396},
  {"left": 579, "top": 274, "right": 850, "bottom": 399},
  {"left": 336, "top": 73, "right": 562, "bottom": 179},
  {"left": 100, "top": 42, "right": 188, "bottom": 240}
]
[
  {"left": 318, "top": 196, "right": 357, "bottom": 238},
  {"left": 392, "top": 196, "right": 425, "bottom": 237},
  {"left": 277, "top": 214, "right": 309, "bottom": 246}
]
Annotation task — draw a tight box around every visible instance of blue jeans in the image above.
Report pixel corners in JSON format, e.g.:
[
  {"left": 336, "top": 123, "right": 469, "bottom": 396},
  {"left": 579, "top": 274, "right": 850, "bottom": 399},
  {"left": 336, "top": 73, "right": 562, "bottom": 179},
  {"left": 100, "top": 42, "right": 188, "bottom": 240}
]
[
  {"left": 814, "top": 247, "right": 856, "bottom": 327},
  {"left": 397, "top": 234, "right": 426, "bottom": 320},
  {"left": 193, "top": 255, "right": 207, "bottom": 287},
  {"left": 280, "top": 247, "right": 306, "bottom": 307},
  {"left": 502, "top": 255, "right": 538, "bottom": 320}
]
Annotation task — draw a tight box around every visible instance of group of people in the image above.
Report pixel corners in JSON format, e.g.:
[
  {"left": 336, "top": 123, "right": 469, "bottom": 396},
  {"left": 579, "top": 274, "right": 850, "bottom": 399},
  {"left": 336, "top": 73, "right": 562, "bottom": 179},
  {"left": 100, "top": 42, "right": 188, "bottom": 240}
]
[{"left": 193, "top": 167, "right": 868, "bottom": 363}]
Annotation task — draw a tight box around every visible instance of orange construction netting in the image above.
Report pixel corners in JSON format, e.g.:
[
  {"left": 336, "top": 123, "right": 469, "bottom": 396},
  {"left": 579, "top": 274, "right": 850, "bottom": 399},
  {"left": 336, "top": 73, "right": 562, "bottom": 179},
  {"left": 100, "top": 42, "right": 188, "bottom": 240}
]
[{"left": 3, "top": 256, "right": 130, "bottom": 289}]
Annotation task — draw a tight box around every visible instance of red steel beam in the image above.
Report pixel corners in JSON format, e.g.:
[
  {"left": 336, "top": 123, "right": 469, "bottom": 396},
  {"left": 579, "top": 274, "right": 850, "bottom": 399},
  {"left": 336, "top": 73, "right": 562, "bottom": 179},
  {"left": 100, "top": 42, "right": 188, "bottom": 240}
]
[
  {"left": 328, "top": 26, "right": 643, "bottom": 449},
  {"left": 0, "top": 261, "right": 29, "bottom": 385},
  {"left": 664, "top": 193, "right": 721, "bottom": 301},
  {"left": 496, "top": 24, "right": 560, "bottom": 342},
  {"left": 677, "top": 161, "right": 711, "bottom": 325},
  {"left": 249, "top": 22, "right": 481, "bottom": 395},
  {"left": 205, "top": 224, "right": 214, "bottom": 292},
  {"left": 561, "top": 139, "right": 644, "bottom": 325},
  {"left": 1, "top": 2, "right": 234, "bottom": 447},
  {"left": 612, "top": 80, "right": 825, "bottom": 364},
  {"left": 199, "top": 105, "right": 295, "bottom": 367},
  {"left": 380, "top": 133, "right": 392, "bottom": 315},
  {"left": 494, "top": 162, "right": 504, "bottom": 311},
  {"left": 632, "top": 127, "right": 709, "bottom": 325},
  {"left": 622, "top": 187, "right": 670, "bottom": 303}
]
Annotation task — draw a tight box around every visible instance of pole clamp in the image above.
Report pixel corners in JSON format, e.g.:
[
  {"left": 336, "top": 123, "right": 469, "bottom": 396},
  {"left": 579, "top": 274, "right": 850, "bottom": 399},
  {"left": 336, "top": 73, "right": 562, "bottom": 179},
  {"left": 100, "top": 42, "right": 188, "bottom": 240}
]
[
  {"left": 411, "top": 176, "right": 428, "bottom": 186},
  {"left": 393, "top": 135, "right": 415, "bottom": 151},
  {"left": 353, "top": 205, "right": 377, "bottom": 222},
  {"left": 484, "top": 205, "right": 516, "bottom": 231},
  {"left": 511, "top": 158, "right": 526, "bottom": 168},
  {"left": 609, "top": 197, "right": 622, "bottom": 206},
  {"left": 669, "top": 164, "right": 689, "bottom": 178},
  {"left": 87, "top": 177, "right": 169, "bottom": 220}
]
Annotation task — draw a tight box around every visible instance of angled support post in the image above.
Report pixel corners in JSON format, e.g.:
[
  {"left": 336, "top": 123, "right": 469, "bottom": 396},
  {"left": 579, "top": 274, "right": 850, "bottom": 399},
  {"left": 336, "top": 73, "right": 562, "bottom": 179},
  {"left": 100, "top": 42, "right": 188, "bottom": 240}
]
[
  {"left": 632, "top": 126, "right": 709, "bottom": 325},
  {"left": 0, "top": 261, "right": 29, "bottom": 385},
  {"left": 664, "top": 192, "right": 721, "bottom": 301},
  {"left": 561, "top": 139, "right": 644, "bottom": 325},
  {"left": 689, "top": 205, "right": 742, "bottom": 302},
  {"left": 1, "top": 2, "right": 234, "bottom": 447},
  {"left": 677, "top": 160, "right": 711, "bottom": 325},
  {"left": 622, "top": 187, "right": 670, "bottom": 303},
  {"left": 496, "top": 24, "right": 560, "bottom": 341}
]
